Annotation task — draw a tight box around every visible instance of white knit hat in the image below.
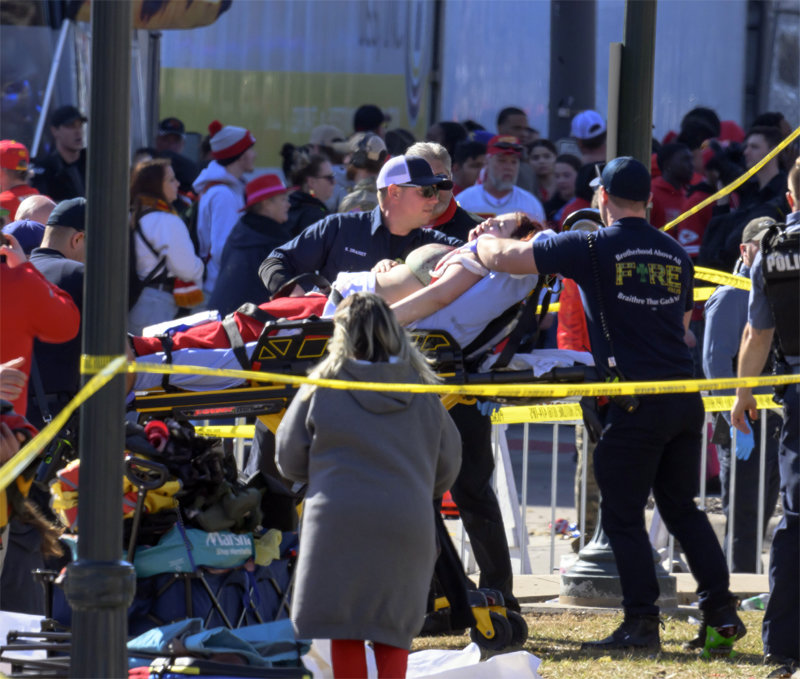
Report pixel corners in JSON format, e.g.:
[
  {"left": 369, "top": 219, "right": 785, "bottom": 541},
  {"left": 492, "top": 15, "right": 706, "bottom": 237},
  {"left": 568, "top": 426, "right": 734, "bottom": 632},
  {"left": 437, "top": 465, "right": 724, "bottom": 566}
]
[{"left": 208, "top": 120, "right": 256, "bottom": 160}]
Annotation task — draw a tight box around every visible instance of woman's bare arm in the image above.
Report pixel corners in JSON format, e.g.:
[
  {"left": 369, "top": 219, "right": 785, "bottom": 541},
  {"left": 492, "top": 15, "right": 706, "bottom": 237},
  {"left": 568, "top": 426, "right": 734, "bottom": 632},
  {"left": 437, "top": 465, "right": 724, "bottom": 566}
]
[
  {"left": 390, "top": 263, "right": 482, "bottom": 326},
  {"left": 374, "top": 263, "right": 426, "bottom": 304}
]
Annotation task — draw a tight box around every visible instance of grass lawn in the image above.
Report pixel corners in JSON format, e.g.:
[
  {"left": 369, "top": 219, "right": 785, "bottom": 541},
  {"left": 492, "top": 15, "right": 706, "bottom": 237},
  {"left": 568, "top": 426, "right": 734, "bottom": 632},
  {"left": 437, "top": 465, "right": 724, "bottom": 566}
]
[{"left": 411, "top": 610, "right": 771, "bottom": 678}]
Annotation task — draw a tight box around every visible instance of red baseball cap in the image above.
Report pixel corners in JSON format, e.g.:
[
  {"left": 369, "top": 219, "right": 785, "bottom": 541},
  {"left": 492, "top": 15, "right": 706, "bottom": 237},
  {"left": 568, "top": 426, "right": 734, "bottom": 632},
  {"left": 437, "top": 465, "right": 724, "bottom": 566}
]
[
  {"left": 487, "top": 135, "right": 523, "bottom": 156},
  {"left": 242, "top": 174, "right": 292, "bottom": 211},
  {"left": 0, "top": 140, "right": 29, "bottom": 171}
]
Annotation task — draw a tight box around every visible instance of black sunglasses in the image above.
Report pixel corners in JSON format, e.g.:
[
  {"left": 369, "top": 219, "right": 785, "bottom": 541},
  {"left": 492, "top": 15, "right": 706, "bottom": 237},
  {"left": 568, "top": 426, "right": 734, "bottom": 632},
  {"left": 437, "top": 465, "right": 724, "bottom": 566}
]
[
  {"left": 398, "top": 183, "right": 439, "bottom": 198},
  {"left": 315, "top": 174, "right": 336, "bottom": 183}
]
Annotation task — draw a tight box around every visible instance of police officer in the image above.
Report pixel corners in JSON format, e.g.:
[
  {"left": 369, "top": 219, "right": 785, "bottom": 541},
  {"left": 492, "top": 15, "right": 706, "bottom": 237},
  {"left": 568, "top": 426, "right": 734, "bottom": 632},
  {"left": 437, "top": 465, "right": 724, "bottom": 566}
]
[
  {"left": 732, "top": 159, "right": 800, "bottom": 677},
  {"left": 470, "top": 156, "right": 744, "bottom": 650}
]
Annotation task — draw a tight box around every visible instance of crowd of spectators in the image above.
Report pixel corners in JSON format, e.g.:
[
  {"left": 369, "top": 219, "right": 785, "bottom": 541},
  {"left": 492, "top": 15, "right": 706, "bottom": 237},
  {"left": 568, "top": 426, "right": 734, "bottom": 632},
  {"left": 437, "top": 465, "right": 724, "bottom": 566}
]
[{"left": 0, "top": 98, "right": 797, "bottom": 672}]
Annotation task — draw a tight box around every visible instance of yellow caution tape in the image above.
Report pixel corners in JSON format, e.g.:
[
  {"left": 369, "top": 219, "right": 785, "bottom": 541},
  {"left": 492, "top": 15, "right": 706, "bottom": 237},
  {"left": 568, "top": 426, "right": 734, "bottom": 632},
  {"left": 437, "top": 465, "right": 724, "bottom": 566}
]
[
  {"left": 491, "top": 393, "right": 783, "bottom": 424},
  {"left": 694, "top": 267, "right": 750, "bottom": 290},
  {"left": 662, "top": 126, "right": 800, "bottom": 233},
  {"left": 694, "top": 287, "right": 715, "bottom": 302},
  {"left": 194, "top": 425, "right": 256, "bottom": 439},
  {"left": 83, "top": 358, "right": 800, "bottom": 400},
  {"left": 0, "top": 355, "right": 127, "bottom": 493},
  {"left": 492, "top": 402, "right": 584, "bottom": 424}
]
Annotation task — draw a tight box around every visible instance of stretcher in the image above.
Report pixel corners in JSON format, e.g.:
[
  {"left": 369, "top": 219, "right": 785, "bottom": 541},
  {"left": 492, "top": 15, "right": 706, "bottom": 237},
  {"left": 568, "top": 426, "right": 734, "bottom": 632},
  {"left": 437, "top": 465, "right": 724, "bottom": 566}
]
[{"left": 129, "top": 290, "right": 597, "bottom": 426}]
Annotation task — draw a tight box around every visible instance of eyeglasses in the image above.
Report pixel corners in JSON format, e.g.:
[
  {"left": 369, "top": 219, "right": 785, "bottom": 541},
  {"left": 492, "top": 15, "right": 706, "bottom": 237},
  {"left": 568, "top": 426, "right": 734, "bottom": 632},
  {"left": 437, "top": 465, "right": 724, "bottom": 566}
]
[
  {"left": 315, "top": 174, "right": 336, "bottom": 183},
  {"left": 397, "top": 184, "right": 439, "bottom": 199}
]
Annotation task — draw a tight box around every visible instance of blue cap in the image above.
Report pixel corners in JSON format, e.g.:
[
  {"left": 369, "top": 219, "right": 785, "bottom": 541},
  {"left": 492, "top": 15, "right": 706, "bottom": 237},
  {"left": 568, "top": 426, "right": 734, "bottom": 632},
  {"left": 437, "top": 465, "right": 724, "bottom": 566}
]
[
  {"left": 2, "top": 220, "right": 45, "bottom": 255},
  {"left": 590, "top": 156, "right": 651, "bottom": 202},
  {"left": 469, "top": 130, "right": 495, "bottom": 145}
]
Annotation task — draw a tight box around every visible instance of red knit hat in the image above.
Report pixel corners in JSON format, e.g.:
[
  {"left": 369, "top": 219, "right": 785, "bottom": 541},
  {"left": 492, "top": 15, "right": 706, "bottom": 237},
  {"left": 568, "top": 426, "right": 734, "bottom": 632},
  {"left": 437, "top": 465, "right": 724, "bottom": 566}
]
[
  {"left": 208, "top": 120, "right": 255, "bottom": 160},
  {"left": 242, "top": 174, "right": 292, "bottom": 211}
]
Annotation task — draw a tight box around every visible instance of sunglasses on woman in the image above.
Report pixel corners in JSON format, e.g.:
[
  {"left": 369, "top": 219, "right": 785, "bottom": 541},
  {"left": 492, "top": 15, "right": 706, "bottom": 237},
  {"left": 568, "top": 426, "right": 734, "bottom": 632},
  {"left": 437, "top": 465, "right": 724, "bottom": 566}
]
[{"left": 316, "top": 174, "right": 336, "bottom": 183}]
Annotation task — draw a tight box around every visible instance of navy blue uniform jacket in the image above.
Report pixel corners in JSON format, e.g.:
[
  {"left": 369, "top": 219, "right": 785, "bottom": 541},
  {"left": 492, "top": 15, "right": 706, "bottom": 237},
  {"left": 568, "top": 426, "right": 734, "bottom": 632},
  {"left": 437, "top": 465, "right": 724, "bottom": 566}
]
[{"left": 259, "top": 206, "right": 463, "bottom": 296}]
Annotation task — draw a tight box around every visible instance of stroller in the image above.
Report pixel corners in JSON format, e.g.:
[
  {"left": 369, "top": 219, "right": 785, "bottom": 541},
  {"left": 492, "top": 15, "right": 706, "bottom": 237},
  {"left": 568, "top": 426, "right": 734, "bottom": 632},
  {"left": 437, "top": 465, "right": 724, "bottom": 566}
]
[{"left": 0, "top": 420, "right": 307, "bottom": 677}]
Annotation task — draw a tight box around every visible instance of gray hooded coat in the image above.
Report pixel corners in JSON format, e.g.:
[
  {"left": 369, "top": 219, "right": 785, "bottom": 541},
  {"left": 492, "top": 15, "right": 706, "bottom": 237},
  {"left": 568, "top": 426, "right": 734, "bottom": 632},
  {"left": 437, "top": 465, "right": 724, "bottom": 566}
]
[{"left": 275, "top": 358, "right": 461, "bottom": 649}]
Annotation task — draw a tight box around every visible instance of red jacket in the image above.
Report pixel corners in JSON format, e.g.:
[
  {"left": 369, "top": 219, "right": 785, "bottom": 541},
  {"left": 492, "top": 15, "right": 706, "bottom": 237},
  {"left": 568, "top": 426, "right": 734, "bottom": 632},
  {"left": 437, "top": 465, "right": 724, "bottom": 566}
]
[
  {"left": 0, "top": 262, "right": 81, "bottom": 414},
  {"left": 0, "top": 185, "right": 39, "bottom": 221},
  {"left": 650, "top": 176, "right": 688, "bottom": 231},
  {"left": 557, "top": 278, "right": 591, "bottom": 353},
  {"left": 558, "top": 197, "right": 591, "bottom": 230}
]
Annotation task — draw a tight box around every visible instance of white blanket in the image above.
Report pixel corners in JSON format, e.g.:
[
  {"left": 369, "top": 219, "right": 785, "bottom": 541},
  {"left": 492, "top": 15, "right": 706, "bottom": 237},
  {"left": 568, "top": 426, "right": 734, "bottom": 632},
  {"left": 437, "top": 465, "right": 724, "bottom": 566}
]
[{"left": 479, "top": 348, "right": 594, "bottom": 376}]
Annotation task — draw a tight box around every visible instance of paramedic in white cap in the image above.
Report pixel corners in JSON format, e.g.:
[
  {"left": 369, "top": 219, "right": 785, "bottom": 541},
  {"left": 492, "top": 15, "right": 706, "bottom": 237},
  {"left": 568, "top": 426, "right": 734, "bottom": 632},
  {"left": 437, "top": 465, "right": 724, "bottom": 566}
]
[
  {"left": 192, "top": 120, "right": 257, "bottom": 294},
  {"left": 570, "top": 109, "right": 607, "bottom": 165},
  {"left": 259, "top": 154, "right": 462, "bottom": 297}
]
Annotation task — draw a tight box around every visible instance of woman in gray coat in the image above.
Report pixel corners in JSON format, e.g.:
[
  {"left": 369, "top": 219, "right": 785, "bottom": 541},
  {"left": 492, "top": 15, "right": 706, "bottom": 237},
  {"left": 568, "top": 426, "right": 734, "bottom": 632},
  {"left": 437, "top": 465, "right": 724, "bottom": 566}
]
[{"left": 276, "top": 292, "right": 461, "bottom": 679}]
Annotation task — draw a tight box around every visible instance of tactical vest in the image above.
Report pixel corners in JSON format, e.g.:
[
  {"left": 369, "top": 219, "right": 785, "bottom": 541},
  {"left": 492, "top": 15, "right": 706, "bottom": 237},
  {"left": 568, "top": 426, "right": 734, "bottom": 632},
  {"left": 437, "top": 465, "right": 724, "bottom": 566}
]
[{"left": 761, "top": 223, "right": 800, "bottom": 357}]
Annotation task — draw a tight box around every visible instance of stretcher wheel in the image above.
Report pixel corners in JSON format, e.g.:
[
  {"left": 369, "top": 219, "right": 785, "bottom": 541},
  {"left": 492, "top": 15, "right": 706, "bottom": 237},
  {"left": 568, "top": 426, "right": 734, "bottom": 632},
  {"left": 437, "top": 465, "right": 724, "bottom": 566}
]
[
  {"left": 470, "top": 611, "right": 513, "bottom": 650},
  {"left": 507, "top": 609, "right": 528, "bottom": 646}
]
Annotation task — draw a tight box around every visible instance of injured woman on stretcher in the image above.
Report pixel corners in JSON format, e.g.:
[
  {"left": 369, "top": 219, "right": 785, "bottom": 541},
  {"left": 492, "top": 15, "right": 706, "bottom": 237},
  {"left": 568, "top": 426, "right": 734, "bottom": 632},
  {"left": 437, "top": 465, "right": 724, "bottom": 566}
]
[{"left": 130, "top": 213, "right": 594, "bottom": 392}]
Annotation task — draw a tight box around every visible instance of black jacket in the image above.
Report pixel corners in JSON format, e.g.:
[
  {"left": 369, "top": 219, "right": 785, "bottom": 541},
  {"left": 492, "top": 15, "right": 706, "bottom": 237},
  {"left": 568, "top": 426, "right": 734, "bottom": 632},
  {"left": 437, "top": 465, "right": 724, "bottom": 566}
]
[
  {"left": 699, "top": 172, "right": 789, "bottom": 271},
  {"left": 26, "top": 248, "right": 84, "bottom": 428},
  {"left": 258, "top": 207, "right": 463, "bottom": 296},
  {"left": 155, "top": 150, "right": 199, "bottom": 194},
  {"left": 436, "top": 204, "right": 481, "bottom": 242},
  {"left": 287, "top": 191, "right": 329, "bottom": 237},
  {"left": 208, "top": 212, "right": 295, "bottom": 316},
  {"left": 30, "top": 149, "right": 86, "bottom": 202}
]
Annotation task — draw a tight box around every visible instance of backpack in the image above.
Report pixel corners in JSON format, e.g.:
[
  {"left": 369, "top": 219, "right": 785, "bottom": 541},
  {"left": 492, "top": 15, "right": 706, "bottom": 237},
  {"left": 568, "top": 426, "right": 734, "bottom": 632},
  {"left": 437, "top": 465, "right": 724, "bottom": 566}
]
[
  {"left": 181, "top": 181, "right": 226, "bottom": 260},
  {"left": 128, "top": 219, "right": 168, "bottom": 310}
]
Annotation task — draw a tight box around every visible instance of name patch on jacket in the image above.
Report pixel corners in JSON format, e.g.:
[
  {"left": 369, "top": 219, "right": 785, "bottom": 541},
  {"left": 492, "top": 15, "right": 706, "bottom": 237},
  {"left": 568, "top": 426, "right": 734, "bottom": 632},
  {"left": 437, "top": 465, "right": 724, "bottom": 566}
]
[{"left": 344, "top": 247, "right": 367, "bottom": 257}]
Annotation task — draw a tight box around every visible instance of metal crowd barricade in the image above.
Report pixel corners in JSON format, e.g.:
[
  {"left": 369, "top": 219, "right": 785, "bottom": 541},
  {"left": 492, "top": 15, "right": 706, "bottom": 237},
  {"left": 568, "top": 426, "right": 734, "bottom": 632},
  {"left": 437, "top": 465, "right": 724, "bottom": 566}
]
[{"left": 478, "top": 402, "right": 780, "bottom": 578}]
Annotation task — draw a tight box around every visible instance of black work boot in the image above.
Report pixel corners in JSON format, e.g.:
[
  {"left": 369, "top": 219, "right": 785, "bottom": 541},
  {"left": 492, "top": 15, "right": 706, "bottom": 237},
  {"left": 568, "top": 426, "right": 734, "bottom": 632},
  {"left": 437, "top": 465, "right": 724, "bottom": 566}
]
[
  {"left": 683, "top": 596, "right": 747, "bottom": 650},
  {"left": 581, "top": 613, "right": 661, "bottom": 650},
  {"left": 764, "top": 654, "right": 799, "bottom": 678}
]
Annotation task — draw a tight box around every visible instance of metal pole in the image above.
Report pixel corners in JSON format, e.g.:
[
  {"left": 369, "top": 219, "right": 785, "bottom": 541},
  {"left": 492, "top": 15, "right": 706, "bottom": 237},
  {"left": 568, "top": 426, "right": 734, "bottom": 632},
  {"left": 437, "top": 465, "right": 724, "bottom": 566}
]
[
  {"left": 548, "top": 0, "right": 596, "bottom": 140},
  {"left": 615, "top": 0, "right": 657, "bottom": 165},
  {"left": 147, "top": 31, "right": 162, "bottom": 143},
  {"left": 700, "top": 413, "right": 708, "bottom": 511},
  {"left": 519, "top": 423, "right": 530, "bottom": 570},
  {"left": 756, "top": 410, "right": 767, "bottom": 574},
  {"left": 65, "top": 2, "right": 135, "bottom": 677},
  {"left": 606, "top": 42, "right": 622, "bottom": 160},
  {"left": 579, "top": 428, "right": 588, "bottom": 551},
  {"left": 727, "top": 429, "right": 737, "bottom": 573},
  {"left": 549, "top": 423, "right": 559, "bottom": 573},
  {"left": 32, "top": 19, "right": 71, "bottom": 158}
]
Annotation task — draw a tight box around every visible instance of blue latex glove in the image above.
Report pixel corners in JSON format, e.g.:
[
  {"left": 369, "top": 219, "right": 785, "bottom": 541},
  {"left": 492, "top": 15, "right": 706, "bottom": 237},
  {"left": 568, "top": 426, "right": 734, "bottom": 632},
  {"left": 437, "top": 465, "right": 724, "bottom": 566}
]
[
  {"left": 477, "top": 400, "right": 501, "bottom": 417},
  {"left": 731, "top": 425, "right": 754, "bottom": 461}
]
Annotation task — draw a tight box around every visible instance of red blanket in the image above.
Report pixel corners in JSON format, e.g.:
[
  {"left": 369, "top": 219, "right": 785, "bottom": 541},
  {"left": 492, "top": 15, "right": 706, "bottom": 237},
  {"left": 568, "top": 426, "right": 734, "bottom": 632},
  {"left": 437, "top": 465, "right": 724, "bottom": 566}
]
[{"left": 132, "top": 295, "right": 328, "bottom": 356}]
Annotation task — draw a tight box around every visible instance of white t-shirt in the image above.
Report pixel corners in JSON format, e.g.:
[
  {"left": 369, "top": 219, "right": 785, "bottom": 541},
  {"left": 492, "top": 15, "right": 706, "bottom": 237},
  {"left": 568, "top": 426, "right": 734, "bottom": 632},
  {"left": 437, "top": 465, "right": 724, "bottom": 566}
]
[{"left": 456, "top": 184, "right": 545, "bottom": 222}]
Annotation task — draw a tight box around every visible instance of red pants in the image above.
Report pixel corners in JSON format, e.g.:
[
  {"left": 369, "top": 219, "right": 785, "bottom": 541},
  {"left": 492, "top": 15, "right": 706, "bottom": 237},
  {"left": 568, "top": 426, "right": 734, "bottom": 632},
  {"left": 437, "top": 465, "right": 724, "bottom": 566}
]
[{"left": 330, "top": 639, "right": 409, "bottom": 679}]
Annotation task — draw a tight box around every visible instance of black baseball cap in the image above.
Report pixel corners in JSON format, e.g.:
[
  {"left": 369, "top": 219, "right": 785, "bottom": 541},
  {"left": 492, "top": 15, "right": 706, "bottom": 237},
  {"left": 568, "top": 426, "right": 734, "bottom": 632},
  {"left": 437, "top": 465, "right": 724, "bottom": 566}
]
[
  {"left": 158, "top": 117, "right": 185, "bottom": 137},
  {"left": 376, "top": 155, "right": 453, "bottom": 190},
  {"left": 353, "top": 104, "right": 388, "bottom": 132},
  {"left": 51, "top": 105, "right": 87, "bottom": 128},
  {"left": 590, "top": 156, "right": 651, "bottom": 202},
  {"left": 47, "top": 197, "right": 86, "bottom": 231}
]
